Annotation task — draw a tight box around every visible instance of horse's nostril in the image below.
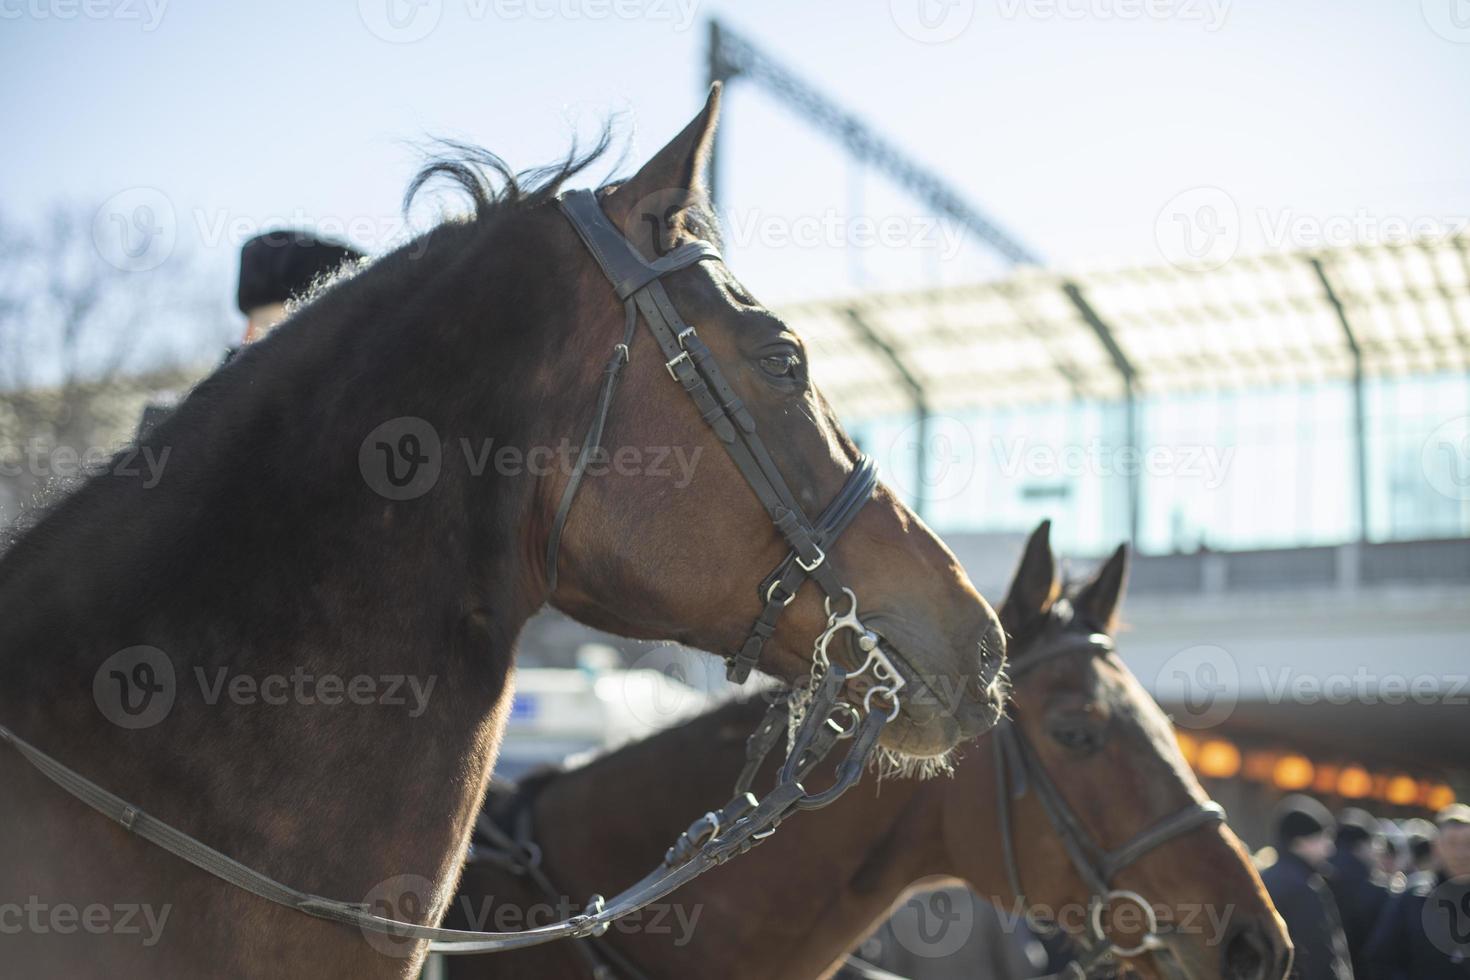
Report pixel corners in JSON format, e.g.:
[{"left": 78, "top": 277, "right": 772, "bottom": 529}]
[{"left": 1223, "top": 919, "right": 1290, "bottom": 980}]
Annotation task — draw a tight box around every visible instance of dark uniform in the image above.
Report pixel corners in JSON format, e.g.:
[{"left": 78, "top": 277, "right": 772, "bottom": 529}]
[
  {"left": 1261, "top": 796, "right": 1354, "bottom": 980},
  {"left": 1364, "top": 872, "right": 1470, "bottom": 980},
  {"left": 1329, "top": 811, "right": 1391, "bottom": 979},
  {"left": 1262, "top": 851, "right": 1355, "bottom": 980}
]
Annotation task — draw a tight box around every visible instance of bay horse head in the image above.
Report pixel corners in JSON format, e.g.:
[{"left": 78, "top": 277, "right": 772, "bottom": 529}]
[
  {"left": 934, "top": 521, "right": 1292, "bottom": 978},
  {"left": 505, "top": 85, "right": 1005, "bottom": 755}
]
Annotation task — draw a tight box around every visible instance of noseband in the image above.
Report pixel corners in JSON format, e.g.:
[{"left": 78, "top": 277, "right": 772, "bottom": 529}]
[
  {"left": 995, "top": 604, "right": 1227, "bottom": 979},
  {"left": 552, "top": 189, "right": 882, "bottom": 685}
]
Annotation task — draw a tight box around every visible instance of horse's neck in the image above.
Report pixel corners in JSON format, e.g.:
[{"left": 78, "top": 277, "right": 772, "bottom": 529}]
[
  {"left": 0, "top": 299, "right": 547, "bottom": 935},
  {"left": 525, "top": 698, "right": 950, "bottom": 980}
]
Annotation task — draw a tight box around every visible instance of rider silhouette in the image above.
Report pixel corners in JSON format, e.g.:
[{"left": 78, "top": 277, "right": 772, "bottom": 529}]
[{"left": 135, "top": 230, "right": 364, "bottom": 440}]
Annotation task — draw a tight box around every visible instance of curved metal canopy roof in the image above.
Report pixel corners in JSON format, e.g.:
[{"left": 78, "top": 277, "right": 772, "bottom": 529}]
[{"left": 780, "top": 238, "right": 1470, "bottom": 420}]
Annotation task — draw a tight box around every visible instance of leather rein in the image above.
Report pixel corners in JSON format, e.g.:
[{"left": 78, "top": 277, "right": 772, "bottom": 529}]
[
  {"left": 464, "top": 602, "right": 1229, "bottom": 980},
  {"left": 993, "top": 602, "right": 1227, "bottom": 979},
  {"left": 0, "top": 187, "right": 908, "bottom": 958}
]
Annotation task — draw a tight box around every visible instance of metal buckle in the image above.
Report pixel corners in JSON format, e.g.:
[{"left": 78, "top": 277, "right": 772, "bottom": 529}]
[
  {"left": 1090, "top": 889, "right": 1161, "bottom": 959},
  {"left": 797, "top": 545, "right": 825, "bottom": 572},
  {"left": 676, "top": 326, "right": 696, "bottom": 348},
  {"left": 665, "top": 350, "right": 690, "bottom": 380},
  {"left": 765, "top": 579, "right": 797, "bottom": 607}
]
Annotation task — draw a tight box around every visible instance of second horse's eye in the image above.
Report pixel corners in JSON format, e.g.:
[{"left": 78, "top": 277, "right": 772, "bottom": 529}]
[{"left": 760, "top": 353, "right": 799, "bottom": 378}]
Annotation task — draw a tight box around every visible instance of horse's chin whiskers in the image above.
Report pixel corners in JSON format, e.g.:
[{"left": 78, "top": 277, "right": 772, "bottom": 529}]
[{"left": 869, "top": 745, "right": 956, "bottom": 783}]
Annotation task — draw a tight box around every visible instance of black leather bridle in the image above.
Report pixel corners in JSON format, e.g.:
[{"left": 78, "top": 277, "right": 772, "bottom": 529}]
[
  {"left": 994, "top": 601, "right": 1227, "bottom": 979},
  {"left": 0, "top": 187, "right": 908, "bottom": 963},
  {"left": 551, "top": 189, "right": 881, "bottom": 685}
]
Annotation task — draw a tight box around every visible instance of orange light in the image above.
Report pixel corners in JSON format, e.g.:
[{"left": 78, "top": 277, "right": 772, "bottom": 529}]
[
  {"left": 1175, "top": 732, "right": 1199, "bottom": 767},
  {"left": 1428, "top": 784, "right": 1458, "bottom": 810},
  {"left": 1338, "top": 766, "right": 1373, "bottom": 799},
  {"left": 1197, "top": 739, "right": 1242, "bottom": 779},
  {"left": 1273, "top": 755, "right": 1315, "bottom": 791},
  {"left": 1313, "top": 764, "right": 1340, "bottom": 796},
  {"left": 1243, "top": 751, "right": 1277, "bottom": 782},
  {"left": 1383, "top": 775, "right": 1419, "bottom": 806}
]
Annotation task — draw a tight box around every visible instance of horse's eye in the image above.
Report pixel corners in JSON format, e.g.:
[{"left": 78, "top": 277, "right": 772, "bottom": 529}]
[
  {"left": 760, "top": 353, "right": 799, "bottom": 378},
  {"left": 1050, "top": 720, "right": 1103, "bottom": 754}
]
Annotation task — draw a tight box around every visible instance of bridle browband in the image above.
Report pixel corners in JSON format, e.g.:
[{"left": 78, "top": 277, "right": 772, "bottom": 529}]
[
  {"left": 994, "top": 601, "right": 1227, "bottom": 979},
  {"left": 551, "top": 188, "right": 881, "bottom": 684}
]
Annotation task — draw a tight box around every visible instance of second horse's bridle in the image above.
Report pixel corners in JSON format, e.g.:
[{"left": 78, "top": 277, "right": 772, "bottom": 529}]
[
  {"left": 993, "top": 601, "right": 1227, "bottom": 980},
  {"left": 551, "top": 188, "right": 890, "bottom": 687}
]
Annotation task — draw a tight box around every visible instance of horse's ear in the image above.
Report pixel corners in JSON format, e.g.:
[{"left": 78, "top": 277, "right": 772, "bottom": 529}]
[
  {"left": 604, "top": 83, "right": 722, "bottom": 257},
  {"left": 1000, "top": 520, "right": 1059, "bottom": 639},
  {"left": 1075, "top": 543, "right": 1129, "bottom": 633}
]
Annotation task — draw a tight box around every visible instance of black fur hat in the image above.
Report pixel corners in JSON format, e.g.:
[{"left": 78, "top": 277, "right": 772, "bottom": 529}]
[{"left": 236, "top": 231, "right": 363, "bottom": 315}]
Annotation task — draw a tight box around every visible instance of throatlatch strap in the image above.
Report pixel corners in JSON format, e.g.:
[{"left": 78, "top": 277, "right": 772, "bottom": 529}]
[{"left": 545, "top": 299, "right": 638, "bottom": 592}]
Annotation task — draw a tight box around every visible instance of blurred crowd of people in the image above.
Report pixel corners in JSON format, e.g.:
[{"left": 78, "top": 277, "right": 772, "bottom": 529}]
[{"left": 1260, "top": 796, "right": 1470, "bottom": 979}]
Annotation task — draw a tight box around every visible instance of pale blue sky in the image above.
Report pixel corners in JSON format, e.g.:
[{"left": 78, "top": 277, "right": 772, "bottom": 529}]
[{"left": 4, "top": 0, "right": 1469, "bottom": 313}]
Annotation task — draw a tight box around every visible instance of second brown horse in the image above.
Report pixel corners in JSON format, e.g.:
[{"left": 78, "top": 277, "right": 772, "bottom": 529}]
[{"left": 441, "top": 522, "right": 1291, "bottom": 980}]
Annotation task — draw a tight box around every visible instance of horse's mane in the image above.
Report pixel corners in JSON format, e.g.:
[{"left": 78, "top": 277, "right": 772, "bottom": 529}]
[
  {"left": 0, "top": 131, "right": 619, "bottom": 554},
  {"left": 402, "top": 128, "right": 614, "bottom": 224}
]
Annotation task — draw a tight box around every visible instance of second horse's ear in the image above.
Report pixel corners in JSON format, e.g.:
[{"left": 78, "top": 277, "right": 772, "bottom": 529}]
[
  {"left": 1075, "top": 543, "right": 1129, "bottom": 634},
  {"left": 604, "top": 83, "right": 722, "bottom": 259},
  {"left": 1001, "top": 520, "right": 1059, "bottom": 640}
]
